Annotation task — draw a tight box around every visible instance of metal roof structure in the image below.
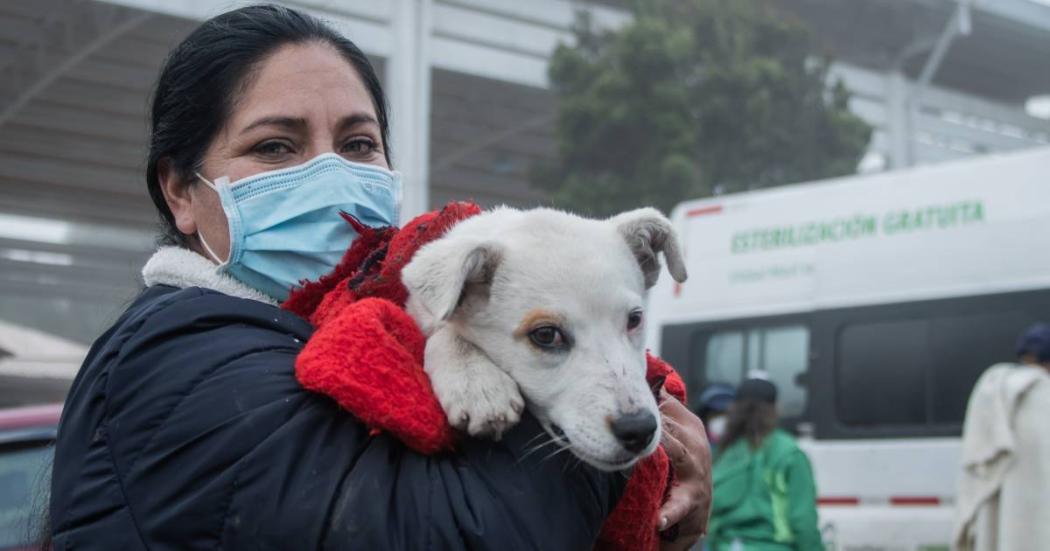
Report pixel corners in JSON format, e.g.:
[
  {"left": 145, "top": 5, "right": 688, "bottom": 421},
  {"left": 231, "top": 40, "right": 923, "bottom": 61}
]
[
  {"left": 0, "top": 0, "right": 619, "bottom": 343},
  {"left": 779, "top": 0, "right": 1050, "bottom": 104},
  {"left": 0, "top": 0, "right": 1048, "bottom": 346}
]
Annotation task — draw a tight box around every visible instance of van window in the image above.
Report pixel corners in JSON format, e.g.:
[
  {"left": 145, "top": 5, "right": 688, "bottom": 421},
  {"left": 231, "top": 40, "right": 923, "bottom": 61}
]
[
  {"left": 929, "top": 311, "right": 1034, "bottom": 423},
  {"left": 700, "top": 325, "right": 810, "bottom": 417},
  {"left": 704, "top": 331, "right": 745, "bottom": 385},
  {"left": 837, "top": 319, "right": 928, "bottom": 426},
  {"left": 836, "top": 310, "right": 1033, "bottom": 427},
  {"left": 762, "top": 326, "right": 809, "bottom": 417}
]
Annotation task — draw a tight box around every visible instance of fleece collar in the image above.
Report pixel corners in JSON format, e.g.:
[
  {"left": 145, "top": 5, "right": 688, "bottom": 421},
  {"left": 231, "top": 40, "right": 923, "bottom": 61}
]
[{"left": 141, "top": 246, "right": 278, "bottom": 306}]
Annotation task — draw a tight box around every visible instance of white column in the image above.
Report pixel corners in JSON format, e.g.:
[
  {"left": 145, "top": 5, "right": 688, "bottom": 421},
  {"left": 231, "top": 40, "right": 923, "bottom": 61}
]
[
  {"left": 887, "top": 71, "right": 911, "bottom": 169},
  {"left": 386, "top": 0, "right": 433, "bottom": 222}
]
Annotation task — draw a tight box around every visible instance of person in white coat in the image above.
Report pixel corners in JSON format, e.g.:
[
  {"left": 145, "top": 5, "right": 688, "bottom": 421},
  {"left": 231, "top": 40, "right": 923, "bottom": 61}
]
[{"left": 954, "top": 323, "right": 1050, "bottom": 551}]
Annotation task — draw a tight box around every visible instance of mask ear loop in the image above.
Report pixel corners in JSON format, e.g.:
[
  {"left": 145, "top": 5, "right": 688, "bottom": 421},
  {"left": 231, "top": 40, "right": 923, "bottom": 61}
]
[
  {"left": 391, "top": 171, "right": 404, "bottom": 224},
  {"left": 194, "top": 172, "right": 230, "bottom": 267}
]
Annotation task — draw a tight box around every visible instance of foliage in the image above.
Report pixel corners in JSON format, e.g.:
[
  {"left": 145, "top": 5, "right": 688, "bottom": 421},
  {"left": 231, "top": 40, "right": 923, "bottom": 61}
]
[{"left": 536, "top": 0, "right": 872, "bottom": 217}]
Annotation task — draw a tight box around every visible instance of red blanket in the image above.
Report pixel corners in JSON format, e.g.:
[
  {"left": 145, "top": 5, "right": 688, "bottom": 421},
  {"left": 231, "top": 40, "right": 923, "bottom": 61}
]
[{"left": 284, "top": 202, "right": 686, "bottom": 550}]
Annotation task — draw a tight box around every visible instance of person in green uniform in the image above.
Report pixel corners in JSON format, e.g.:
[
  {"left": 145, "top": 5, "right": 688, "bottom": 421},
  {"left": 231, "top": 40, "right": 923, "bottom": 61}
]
[{"left": 707, "top": 378, "right": 824, "bottom": 551}]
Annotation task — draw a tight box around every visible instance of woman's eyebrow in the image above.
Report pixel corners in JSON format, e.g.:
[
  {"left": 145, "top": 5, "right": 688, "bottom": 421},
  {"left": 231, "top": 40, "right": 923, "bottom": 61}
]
[
  {"left": 335, "top": 113, "right": 379, "bottom": 132},
  {"left": 240, "top": 116, "right": 308, "bottom": 134},
  {"left": 238, "top": 113, "right": 378, "bottom": 135}
]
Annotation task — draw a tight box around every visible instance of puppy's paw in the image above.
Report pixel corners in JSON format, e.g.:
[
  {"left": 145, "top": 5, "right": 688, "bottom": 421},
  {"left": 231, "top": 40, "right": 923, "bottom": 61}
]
[
  {"left": 425, "top": 331, "right": 524, "bottom": 440},
  {"left": 434, "top": 366, "right": 524, "bottom": 440}
]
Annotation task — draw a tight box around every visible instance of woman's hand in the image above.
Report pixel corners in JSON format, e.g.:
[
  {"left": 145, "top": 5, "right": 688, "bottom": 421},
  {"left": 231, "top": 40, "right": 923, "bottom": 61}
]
[{"left": 657, "top": 394, "right": 713, "bottom": 551}]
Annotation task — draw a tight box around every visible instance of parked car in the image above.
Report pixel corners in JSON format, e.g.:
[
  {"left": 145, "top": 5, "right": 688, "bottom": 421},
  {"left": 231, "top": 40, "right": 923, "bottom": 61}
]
[{"left": 0, "top": 404, "right": 61, "bottom": 551}]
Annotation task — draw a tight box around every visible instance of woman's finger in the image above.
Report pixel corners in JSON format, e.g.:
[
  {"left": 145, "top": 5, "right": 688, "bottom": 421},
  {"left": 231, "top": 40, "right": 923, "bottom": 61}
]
[
  {"left": 660, "top": 417, "right": 688, "bottom": 464},
  {"left": 656, "top": 395, "right": 712, "bottom": 542},
  {"left": 660, "top": 401, "right": 710, "bottom": 472},
  {"left": 659, "top": 489, "right": 692, "bottom": 529},
  {"left": 660, "top": 397, "right": 708, "bottom": 448}
]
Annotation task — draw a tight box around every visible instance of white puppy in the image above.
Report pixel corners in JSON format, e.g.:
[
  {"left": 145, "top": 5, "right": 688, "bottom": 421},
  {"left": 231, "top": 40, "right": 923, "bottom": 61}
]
[{"left": 401, "top": 207, "right": 687, "bottom": 471}]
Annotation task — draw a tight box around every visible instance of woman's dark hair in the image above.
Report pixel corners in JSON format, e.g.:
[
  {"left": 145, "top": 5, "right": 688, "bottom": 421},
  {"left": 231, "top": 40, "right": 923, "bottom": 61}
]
[
  {"left": 717, "top": 398, "right": 778, "bottom": 456},
  {"left": 146, "top": 4, "right": 390, "bottom": 246}
]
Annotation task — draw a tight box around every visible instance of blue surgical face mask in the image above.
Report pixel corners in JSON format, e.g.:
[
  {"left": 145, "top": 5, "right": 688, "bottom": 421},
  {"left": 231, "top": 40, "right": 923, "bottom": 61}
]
[{"left": 196, "top": 153, "right": 402, "bottom": 302}]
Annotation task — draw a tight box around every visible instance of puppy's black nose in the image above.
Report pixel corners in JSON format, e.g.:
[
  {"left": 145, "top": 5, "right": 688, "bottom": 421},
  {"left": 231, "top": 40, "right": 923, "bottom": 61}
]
[{"left": 610, "top": 411, "right": 657, "bottom": 454}]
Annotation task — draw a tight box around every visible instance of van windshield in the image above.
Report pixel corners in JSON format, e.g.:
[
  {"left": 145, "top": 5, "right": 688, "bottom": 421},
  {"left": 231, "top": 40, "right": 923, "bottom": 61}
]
[
  {"left": 0, "top": 442, "right": 52, "bottom": 549},
  {"left": 702, "top": 325, "right": 810, "bottom": 417}
]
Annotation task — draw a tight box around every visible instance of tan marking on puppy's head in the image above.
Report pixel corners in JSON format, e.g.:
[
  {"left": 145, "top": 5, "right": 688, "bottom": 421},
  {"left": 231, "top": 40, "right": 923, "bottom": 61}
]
[{"left": 513, "top": 309, "right": 566, "bottom": 340}]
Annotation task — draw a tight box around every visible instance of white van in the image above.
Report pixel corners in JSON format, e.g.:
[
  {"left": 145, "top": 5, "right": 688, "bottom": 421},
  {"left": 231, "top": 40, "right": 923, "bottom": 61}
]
[{"left": 645, "top": 146, "right": 1050, "bottom": 551}]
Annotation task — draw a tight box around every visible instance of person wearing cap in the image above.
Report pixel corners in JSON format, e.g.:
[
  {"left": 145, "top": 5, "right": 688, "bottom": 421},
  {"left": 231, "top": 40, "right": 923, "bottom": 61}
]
[
  {"left": 954, "top": 323, "right": 1050, "bottom": 551},
  {"left": 707, "top": 378, "right": 823, "bottom": 551},
  {"left": 697, "top": 383, "right": 736, "bottom": 455}
]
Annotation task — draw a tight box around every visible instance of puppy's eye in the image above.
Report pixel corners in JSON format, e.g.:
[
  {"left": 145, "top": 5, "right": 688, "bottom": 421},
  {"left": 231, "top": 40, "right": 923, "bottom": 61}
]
[
  {"left": 627, "top": 310, "right": 643, "bottom": 331},
  {"left": 529, "top": 326, "right": 565, "bottom": 349}
]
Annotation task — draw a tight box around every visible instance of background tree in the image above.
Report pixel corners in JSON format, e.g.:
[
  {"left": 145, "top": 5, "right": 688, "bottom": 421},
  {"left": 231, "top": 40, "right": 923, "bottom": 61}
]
[{"left": 536, "top": 0, "right": 872, "bottom": 217}]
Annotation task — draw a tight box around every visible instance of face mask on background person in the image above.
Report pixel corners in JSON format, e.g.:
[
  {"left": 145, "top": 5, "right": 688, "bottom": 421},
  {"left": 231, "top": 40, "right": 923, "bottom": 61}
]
[
  {"left": 707, "top": 414, "right": 728, "bottom": 444},
  {"left": 196, "top": 153, "right": 402, "bottom": 302}
]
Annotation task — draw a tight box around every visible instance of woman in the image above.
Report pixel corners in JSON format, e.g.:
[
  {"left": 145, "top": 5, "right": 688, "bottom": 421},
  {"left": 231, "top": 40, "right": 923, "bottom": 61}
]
[
  {"left": 48, "top": 5, "right": 710, "bottom": 549},
  {"left": 707, "top": 379, "right": 822, "bottom": 551}
]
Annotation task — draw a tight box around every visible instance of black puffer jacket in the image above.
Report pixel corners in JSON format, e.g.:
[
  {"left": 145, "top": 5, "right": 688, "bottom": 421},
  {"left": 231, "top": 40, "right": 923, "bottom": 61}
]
[{"left": 51, "top": 285, "right": 624, "bottom": 550}]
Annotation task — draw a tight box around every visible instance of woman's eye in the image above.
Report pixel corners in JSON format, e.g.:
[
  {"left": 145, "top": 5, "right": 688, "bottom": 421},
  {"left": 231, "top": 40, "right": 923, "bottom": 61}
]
[
  {"left": 627, "top": 311, "right": 643, "bottom": 331},
  {"left": 529, "top": 326, "right": 565, "bottom": 349},
  {"left": 253, "top": 140, "right": 293, "bottom": 157},
  {"left": 342, "top": 138, "right": 378, "bottom": 155}
]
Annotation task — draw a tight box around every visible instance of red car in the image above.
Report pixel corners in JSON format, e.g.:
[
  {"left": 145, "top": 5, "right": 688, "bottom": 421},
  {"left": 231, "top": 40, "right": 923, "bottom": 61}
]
[{"left": 0, "top": 404, "right": 62, "bottom": 551}]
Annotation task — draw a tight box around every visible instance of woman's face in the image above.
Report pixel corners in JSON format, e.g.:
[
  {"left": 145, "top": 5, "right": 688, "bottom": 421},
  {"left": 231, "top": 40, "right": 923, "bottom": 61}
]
[{"left": 160, "top": 41, "right": 386, "bottom": 262}]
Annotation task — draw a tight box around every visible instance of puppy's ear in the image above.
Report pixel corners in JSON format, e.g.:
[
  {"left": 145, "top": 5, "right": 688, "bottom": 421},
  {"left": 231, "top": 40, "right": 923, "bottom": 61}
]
[
  {"left": 402, "top": 237, "right": 502, "bottom": 320},
  {"left": 609, "top": 207, "right": 687, "bottom": 288}
]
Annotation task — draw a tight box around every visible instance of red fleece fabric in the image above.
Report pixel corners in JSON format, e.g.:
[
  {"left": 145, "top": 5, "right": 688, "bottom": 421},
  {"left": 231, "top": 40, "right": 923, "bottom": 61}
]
[{"left": 286, "top": 202, "right": 688, "bottom": 550}]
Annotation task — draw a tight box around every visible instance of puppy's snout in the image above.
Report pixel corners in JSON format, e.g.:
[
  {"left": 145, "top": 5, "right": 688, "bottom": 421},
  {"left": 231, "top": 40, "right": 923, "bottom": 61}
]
[{"left": 609, "top": 411, "right": 657, "bottom": 454}]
